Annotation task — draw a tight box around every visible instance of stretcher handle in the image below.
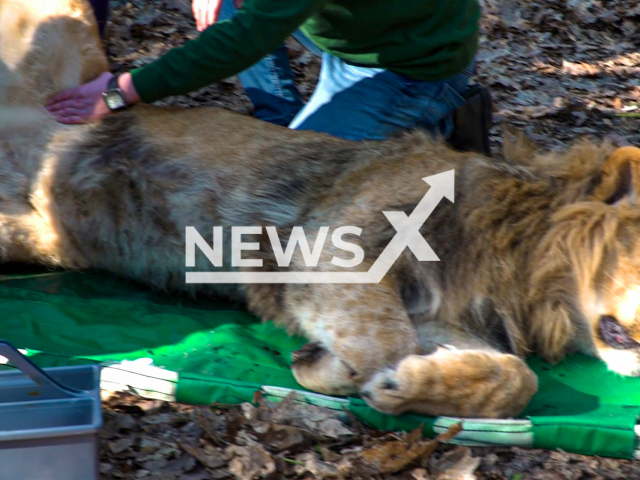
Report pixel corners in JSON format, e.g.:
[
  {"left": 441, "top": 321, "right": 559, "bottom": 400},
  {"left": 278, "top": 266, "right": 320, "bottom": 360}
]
[{"left": 0, "top": 340, "right": 86, "bottom": 398}]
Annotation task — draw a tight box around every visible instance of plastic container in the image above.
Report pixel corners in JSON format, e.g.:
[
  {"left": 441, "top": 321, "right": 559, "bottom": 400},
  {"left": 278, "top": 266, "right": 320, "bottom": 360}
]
[{"left": 0, "top": 341, "right": 102, "bottom": 480}]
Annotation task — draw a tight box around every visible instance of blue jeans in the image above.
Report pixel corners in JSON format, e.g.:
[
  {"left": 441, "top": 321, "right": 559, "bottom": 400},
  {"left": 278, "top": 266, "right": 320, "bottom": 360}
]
[{"left": 219, "top": 0, "right": 472, "bottom": 141}]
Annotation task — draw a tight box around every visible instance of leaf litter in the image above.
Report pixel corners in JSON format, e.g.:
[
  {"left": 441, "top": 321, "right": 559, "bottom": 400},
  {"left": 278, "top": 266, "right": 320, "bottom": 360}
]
[
  {"left": 101, "top": 391, "right": 476, "bottom": 479},
  {"left": 101, "top": 390, "right": 640, "bottom": 479},
  {"left": 100, "top": 0, "right": 640, "bottom": 478}
]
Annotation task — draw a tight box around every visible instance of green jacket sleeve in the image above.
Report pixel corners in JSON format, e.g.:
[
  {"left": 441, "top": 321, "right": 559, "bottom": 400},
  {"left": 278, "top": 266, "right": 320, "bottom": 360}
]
[{"left": 130, "top": 0, "right": 324, "bottom": 103}]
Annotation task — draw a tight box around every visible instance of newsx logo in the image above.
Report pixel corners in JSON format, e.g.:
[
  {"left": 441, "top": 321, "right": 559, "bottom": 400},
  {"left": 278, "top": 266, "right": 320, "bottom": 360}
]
[
  {"left": 186, "top": 225, "right": 365, "bottom": 269},
  {"left": 185, "top": 171, "right": 454, "bottom": 284}
]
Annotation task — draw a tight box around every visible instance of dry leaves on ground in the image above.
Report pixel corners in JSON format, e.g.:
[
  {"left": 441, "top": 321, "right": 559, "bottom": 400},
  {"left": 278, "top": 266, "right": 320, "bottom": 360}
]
[
  {"left": 101, "top": 392, "right": 478, "bottom": 480},
  {"left": 476, "top": 0, "right": 640, "bottom": 151},
  {"left": 100, "top": 392, "right": 640, "bottom": 479}
]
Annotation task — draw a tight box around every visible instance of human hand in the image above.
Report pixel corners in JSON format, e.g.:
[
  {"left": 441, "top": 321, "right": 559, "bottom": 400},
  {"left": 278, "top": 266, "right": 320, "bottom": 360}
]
[
  {"left": 192, "top": 0, "right": 223, "bottom": 32},
  {"left": 46, "top": 72, "right": 140, "bottom": 125},
  {"left": 192, "top": 0, "right": 244, "bottom": 31}
]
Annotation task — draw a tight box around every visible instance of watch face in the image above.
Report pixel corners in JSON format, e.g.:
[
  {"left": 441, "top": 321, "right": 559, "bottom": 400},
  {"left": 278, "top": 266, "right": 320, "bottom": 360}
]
[{"left": 104, "top": 90, "right": 126, "bottom": 110}]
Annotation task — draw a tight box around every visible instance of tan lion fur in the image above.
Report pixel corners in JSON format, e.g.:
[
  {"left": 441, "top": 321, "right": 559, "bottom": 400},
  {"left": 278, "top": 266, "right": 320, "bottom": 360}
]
[{"left": 3, "top": 0, "right": 640, "bottom": 418}]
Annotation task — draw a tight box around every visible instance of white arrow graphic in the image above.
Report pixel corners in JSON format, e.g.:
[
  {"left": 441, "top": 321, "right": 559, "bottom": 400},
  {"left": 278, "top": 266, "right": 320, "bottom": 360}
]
[
  {"left": 366, "top": 170, "right": 454, "bottom": 282},
  {"left": 186, "top": 170, "right": 454, "bottom": 284}
]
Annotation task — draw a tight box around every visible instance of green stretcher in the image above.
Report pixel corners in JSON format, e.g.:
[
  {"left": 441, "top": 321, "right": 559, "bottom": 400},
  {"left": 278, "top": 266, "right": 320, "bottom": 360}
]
[{"left": 1, "top": 265, "right": 640, "bottom": 459}]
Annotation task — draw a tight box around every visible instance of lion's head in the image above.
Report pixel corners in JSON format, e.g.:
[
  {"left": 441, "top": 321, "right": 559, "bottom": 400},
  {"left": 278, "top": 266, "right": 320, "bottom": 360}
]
[{"left": 530, "top": 145, "right": 640, "bottom": 375}]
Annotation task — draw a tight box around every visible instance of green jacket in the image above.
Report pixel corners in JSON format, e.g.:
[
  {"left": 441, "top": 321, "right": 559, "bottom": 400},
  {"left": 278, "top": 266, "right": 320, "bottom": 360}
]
[{"left": 131, "top": 0, "right": 479, "bottom": 103}]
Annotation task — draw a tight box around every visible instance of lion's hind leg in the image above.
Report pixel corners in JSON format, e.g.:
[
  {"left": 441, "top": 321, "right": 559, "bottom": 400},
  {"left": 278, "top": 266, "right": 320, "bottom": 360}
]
[{"left": 360, "top": 346, "right": 538, "bottom": 418}]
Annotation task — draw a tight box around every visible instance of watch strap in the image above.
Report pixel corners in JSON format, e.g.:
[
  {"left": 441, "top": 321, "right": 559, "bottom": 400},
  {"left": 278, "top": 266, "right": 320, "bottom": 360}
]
[
  {"left": 107, "top": 73, "right": 121, "bottom": 92},
  {"left": 103, "top": 74, "right": 128, "bottom": 111}
]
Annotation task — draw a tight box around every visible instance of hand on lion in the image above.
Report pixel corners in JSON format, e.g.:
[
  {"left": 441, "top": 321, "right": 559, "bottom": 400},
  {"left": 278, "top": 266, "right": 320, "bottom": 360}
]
[{"left": 46, "top": 72, "right": 141, "bottom": 124}]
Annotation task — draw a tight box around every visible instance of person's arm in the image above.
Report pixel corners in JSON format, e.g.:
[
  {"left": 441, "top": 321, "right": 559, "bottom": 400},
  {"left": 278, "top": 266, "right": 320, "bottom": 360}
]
[
  {"left": 131, "top": 0, "right": 323, "bottom": 103},
  {"left": 47, "top": 0, "right": 323, "bottom": 124}
]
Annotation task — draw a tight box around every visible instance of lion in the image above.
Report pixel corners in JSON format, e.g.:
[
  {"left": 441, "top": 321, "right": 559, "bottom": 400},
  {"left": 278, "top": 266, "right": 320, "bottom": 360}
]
[{"left": 2, "top": 0, "right": 640, "bottom": 419}]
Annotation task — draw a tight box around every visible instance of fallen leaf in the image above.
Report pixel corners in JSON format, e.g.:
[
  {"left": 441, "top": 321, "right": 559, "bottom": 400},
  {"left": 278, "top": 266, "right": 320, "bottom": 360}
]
[
  {"left": 259, "top": 424, "right": 307, "bottom": 452},
  {"left": 227, "top": 445, "right": 276, "bottom": 480},
  {"left": 179, "top": 440, "right": 227, "bottom": 470},
  {"left": 294, "top": 452, "right": 340, "bottom": 478},
  {"left": 109, "top": 436, "right": 135, "bottom": 455},
  {"left": 562, "top": 60, "right": 601, "bottom": 77},
  {"left": 356, "top": 424, "right": 462, "bottom": 475},
  {"left": 411, "top": 467, "right": 431, "bottom": 480},
  {"left": 430, "top": 447, "right": 480, "bottom": 480}
]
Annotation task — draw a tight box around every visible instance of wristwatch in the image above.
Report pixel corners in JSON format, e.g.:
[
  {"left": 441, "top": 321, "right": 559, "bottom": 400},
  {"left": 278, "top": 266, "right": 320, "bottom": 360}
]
[{"left": 102, "top": 74, "right": 128, "bottom": 111}]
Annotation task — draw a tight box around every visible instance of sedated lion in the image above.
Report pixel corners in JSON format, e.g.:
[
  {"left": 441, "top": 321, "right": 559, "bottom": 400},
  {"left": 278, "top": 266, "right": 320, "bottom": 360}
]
[{"left": 3, "top": 0, "right": 640, "bottom": 419}]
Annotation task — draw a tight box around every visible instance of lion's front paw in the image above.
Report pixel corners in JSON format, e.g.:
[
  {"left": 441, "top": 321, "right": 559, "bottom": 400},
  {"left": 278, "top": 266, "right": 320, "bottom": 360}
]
[
  {"left": 360, "top": 350, "right": 538, "bottom": 418},
  {"left": 359, "top": 367, "right": 408, "bottom": 415},
  {"left": 359, "top": 355, "right": 436, "bottom": 416}
]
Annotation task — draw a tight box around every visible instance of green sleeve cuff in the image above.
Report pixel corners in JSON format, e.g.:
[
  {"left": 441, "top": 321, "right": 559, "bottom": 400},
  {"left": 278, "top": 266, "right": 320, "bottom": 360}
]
[{"left": 130, "top": 67, "right": 162, "bottom": 104}]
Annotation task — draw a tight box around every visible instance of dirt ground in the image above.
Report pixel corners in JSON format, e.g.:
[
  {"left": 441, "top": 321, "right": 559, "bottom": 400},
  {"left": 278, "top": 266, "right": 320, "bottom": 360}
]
[{"left": 99, "top": 1, "right": 640, "bottom": 478}]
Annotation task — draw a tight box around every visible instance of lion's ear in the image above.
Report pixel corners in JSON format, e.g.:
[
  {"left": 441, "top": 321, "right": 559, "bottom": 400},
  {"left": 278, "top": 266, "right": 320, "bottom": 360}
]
[{"left": 595, "top": 146, "right": 640, "bottom": 205}]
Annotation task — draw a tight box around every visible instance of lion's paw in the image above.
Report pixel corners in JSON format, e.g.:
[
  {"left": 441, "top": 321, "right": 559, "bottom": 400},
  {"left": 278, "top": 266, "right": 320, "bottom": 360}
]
[
  {"left": 359, "top": 358, "right": 422, "bottom": 415},
  {"left": 359, "top": 351, "right": 538, "bottom": 418}
]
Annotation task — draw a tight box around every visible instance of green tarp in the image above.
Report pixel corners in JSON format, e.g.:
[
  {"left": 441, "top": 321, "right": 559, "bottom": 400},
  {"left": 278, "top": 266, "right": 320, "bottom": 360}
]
[{"left": 1, "top": 266, "right": 640, "bottom": 459}]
